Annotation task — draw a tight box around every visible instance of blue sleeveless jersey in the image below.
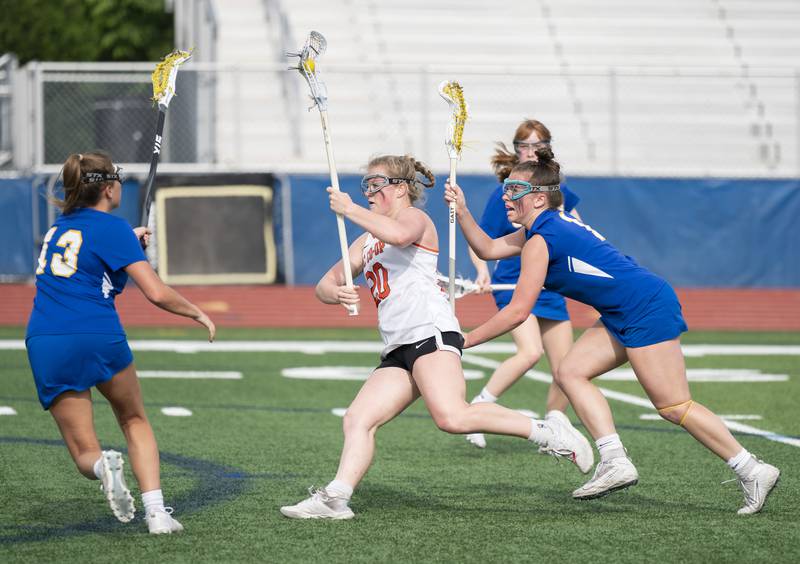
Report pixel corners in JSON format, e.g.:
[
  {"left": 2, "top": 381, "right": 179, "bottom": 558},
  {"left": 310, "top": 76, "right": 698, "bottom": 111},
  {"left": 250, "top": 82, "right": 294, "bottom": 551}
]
[
  {"left": 26, "top": 208, "right": 147, "bottom": 338},
  {"left": 526, "top": 209, "right": 668, "bottom": 330}
]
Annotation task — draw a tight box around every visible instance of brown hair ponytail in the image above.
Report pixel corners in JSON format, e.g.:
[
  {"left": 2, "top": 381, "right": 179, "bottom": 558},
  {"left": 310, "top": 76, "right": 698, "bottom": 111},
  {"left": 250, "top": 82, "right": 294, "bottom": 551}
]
[{"left": 55, "top": 151, "right": 115, "bottom": 214}]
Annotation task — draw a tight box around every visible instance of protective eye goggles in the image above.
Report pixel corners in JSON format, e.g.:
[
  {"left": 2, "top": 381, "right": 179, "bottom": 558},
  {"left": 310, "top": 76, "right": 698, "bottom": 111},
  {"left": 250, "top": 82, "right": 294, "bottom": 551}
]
[
  {"left": 81, "top": 166, "right": 123, "bottom": 184},
  {"left": 502, "top": 178, "right": 560, "bottom": 201},
  {"left": 360, "top": 174, "right": 412, "bottom": 196},
  {"left": 513, "top": 140, "right": 550, "bottom": 153}
]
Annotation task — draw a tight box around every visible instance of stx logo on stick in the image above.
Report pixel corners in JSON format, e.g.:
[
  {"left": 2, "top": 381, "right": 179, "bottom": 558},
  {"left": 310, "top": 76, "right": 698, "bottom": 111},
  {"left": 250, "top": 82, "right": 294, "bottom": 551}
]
[{"left": 153, "top": 135, "right": 162, "bottom": 155}]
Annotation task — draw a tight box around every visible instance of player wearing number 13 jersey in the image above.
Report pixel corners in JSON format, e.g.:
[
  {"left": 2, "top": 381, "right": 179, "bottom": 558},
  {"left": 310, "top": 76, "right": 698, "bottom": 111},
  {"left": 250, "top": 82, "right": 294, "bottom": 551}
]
[
  {"left": 25, "top": 151, "right": 216, "bottom": 534},
  {"left": 280, "top": 154, "right": 594, "bottom": 521}
]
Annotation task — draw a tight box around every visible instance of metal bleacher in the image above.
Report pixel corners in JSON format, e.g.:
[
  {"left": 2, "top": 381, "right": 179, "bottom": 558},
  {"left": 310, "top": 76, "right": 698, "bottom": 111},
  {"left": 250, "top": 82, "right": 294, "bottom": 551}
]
[{"left": 210, "top": 0, "right": 799, "bottom": 176}]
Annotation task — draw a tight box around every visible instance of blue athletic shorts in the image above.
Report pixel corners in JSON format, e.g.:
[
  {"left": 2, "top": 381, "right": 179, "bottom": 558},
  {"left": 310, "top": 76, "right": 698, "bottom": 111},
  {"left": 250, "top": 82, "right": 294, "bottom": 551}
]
[
  {"left": 601, "top": 284, "right": 688, "bottom": 348},
  {"left": 26, "top": 333, "right": 133, "bottom": 410},
  {"left": 493, "top": 288, "right": 570, "bottom": 321}
]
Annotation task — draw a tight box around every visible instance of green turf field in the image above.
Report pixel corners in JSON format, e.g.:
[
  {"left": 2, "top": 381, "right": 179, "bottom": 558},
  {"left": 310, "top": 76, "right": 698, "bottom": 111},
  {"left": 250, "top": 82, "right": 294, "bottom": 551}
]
[{"left": 1, "top": 326, "right": 798, "bottom": 563}]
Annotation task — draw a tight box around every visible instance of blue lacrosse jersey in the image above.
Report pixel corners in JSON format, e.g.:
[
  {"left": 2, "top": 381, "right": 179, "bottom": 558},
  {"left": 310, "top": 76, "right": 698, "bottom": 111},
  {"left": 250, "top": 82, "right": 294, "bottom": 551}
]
[
  {"left": 26, "top": 208, "right": 147, "bottom": 338},
  {"left": 479, "top": 182, "right": 579, "bottom": 285},
  {"left": 526, "top": 208, "right": 667, "bottom": 329}
]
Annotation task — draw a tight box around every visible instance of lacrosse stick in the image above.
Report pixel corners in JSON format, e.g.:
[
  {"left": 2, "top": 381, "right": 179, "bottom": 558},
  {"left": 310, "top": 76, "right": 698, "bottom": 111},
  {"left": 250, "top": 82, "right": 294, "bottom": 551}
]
[
  {"left": 435, "top": 273, "right": 515, "bottom": 299},
  {"left": 288, "top": 31, "right": 358, "bottom": 316},
  {"left": 439, "top": 81, "right": 468, "bottom": 312},
  {"left": 140, "top": 49, "right": 192, "bottom": 265}
]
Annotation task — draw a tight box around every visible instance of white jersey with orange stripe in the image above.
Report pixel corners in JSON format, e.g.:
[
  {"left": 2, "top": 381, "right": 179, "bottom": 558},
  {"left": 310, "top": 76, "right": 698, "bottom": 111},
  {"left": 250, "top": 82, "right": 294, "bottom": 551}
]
[{"left": 362, "top": 232, "right": 461, "bottom": 358}]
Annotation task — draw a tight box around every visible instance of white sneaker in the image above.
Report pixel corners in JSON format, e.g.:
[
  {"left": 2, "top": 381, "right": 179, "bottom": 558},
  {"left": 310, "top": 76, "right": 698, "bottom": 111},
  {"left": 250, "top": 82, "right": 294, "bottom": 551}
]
[
  {"left": 146, "top": 507, "right": 184, "bottom": 534},
  {"left": 572, "top": 456, "right": 639, "bottom": 500},
  {"left": 734, "top": 461, "right": 780, "bottom": 515},
  {"left": 280, "top": 487, "right": 355, "bottom": 520},
  {"left": 465, "top": 433, "right": 487, "bottom": 449},
  {"left": 539, "top": 411, "right": 594, "bottom": 474},
  {"left": 99, "top": 450, "right": 135, "bottom": 523}
]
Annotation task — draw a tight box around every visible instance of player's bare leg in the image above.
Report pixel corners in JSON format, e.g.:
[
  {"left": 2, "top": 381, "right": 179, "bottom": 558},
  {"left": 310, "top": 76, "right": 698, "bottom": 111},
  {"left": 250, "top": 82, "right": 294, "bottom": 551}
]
[
  {"left": 50, "top": 389, "right": 135, "bottom": 523},
  {"left": 554, "top": 322, "right": 637, "bottom": 498},
  {"left": 466, "top": 315, "right": 543, "bottom": 448},
  {"left": 628, "top": 339, "right": 780, "bottom": 514},
  {"left": 414, "top": 350, "right": 592, "bottom": 473},
  {"left": 281, "top": 367, "right": 418, "bottom": 519},
  {"left": 98, "top": 364, "right": 181, "bottom": 533},
  {"left": 539, "top": 318, "right": 573, "bottom": 414}
]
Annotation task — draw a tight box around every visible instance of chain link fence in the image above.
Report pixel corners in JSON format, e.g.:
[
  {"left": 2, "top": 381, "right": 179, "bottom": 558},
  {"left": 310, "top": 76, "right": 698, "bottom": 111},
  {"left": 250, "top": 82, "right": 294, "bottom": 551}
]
[{"left": 7, "top": 61, "right": 800, "bottom": 178}]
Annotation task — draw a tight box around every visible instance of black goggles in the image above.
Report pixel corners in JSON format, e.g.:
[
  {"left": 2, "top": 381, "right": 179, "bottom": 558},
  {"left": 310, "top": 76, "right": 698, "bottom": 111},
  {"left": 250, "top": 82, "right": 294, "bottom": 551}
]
[
  {"left": 360, "top": 174, "right": 413, "bottom": 196},
  {"left": 81, "top": 166, "right": 123, "bottom": 184}
]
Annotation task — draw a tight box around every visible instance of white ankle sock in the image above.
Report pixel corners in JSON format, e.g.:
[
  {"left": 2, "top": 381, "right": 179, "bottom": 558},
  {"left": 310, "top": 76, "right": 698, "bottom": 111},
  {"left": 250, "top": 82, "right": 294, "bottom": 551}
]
[
  {"left": 471, "top": 387, "right": 498, "bottom": 404},
  {"left": 527, "top": 419, "right": 554, "bottom": 446},
  {"left": 142, "top": 489, "right": 165, "bottom": 514},
  {"left": 727, "top": 448, "right": 757, "bottom": 480},
  {"left": 596, "top": 433, "right": 626, "bottom": 462},
  {"left": 325, "top": 480, "right": 353, "bottom": 500},
  {"left": 92, "top": 456, "right": 103, "bottom": 480}
]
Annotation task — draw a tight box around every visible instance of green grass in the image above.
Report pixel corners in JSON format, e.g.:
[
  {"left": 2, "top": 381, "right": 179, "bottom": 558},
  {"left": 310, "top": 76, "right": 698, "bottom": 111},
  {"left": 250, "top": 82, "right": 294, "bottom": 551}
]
[{"left": 1, "top": 327, "right": 798, "bottom": 563}]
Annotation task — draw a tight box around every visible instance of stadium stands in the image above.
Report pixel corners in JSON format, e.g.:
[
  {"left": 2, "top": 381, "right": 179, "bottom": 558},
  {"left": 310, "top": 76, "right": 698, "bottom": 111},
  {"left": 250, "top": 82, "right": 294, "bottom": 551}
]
[{"left": 205, "top": 0, "right": 799, "bottom": 176}]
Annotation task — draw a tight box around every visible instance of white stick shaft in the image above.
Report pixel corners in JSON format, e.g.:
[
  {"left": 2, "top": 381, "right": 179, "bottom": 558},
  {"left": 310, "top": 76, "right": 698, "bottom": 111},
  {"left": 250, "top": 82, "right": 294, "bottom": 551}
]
[
  {"left": 320, "top": 110, "right": 358, "bottom": 316},
  {"left": 448, "top": 158, "right": 457, "bottom": 313}
]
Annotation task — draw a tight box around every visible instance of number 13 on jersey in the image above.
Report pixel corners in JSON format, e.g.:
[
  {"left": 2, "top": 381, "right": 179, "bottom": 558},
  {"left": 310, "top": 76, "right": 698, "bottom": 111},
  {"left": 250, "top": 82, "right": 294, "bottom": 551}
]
[{"left": 36, "top": 227, "right": 83, "bottom": 277}]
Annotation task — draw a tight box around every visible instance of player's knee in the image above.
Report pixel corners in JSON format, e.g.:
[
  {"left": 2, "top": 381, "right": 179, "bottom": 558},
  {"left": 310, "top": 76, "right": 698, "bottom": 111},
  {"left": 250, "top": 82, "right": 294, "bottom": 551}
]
[
  {"left": 517, "top": 346, "right": 544, "bottom": 369},
  {"left": 554, "top": 363, "right": 580, "bottom": 388},
  {"left": 657, "top": 399, "right": 693, "bottom": 426},
  {"left": 342, "top": 410, "right": 379, "bottom": 437},
  {"left": 432, "top": 410, "right": 467, "bottom": 434},
  {"left": 117, "top": 410, "right": 148, "bottom": 431}
]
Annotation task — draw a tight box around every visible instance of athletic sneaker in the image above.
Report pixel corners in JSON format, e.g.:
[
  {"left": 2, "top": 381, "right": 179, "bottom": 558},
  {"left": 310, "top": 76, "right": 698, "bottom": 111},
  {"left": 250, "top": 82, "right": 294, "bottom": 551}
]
[
  {"left": 539, "top": 411, "right": 594, "bottom": 474},
  {"left": 99, "top": 450, "right": 135, "bottom": 523},
  {"left": 572, "top": 456, "right": 639, "bottom": 500},
  {"left": 146, "top": 507, "right": 184, "bottom": 534},
  {"left": 733, "top": 460, "right": 780, "bottom": 515},
  {"left": 465, "top": 433, "right": 486, "bottom": 449},
  {"left": 280, "top": 487, "right": 355, "bottom": 520}
]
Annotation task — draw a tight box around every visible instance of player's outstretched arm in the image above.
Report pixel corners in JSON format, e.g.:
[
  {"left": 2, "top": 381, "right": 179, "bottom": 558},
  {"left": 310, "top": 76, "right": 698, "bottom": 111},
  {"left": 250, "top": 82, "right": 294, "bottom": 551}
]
[
  {"left": 444, "top": 181, "right": 525, "bottom": 260},
  {"left": 316, "top": 233, "right": 366, "bottom": 306},
  {"left": 464, "top": 235, "right": 548, "bottom": 348},
  {"left": 125, "top": 261, "right": 216, "bottom": 342}
]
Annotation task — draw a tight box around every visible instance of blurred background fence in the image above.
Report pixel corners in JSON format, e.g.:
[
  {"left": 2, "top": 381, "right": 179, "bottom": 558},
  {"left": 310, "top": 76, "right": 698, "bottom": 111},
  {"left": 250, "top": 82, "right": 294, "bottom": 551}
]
[{"left": 4, "top": 62, "right": 800, "bottom": 177}]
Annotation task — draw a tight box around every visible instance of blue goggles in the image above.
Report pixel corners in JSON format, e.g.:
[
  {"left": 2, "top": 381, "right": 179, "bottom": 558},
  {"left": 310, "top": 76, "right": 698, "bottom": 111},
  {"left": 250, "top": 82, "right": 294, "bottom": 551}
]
[{"left": 502, "top": 179, "right": 560, "bottom": 201}]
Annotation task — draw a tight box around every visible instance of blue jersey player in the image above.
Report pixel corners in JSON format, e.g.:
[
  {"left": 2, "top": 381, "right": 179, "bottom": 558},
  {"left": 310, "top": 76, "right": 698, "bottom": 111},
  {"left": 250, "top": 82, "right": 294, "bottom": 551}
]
[
  {"left": 26, "top": 152, "right": 216, "bottom": 533},
  {"left": 445, "top": 148, "right": 780, "bottom": 514},
  {"left": 466, "top": 119, "right": 583, "bottom": 453}
]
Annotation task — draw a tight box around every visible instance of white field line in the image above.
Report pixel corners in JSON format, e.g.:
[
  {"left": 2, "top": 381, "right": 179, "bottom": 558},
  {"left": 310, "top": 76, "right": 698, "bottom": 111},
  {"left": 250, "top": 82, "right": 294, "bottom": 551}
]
[
  {"left": 0, "top": 406, "right": 18, "bottom": 415},
  {"left": 161, "top": 407, "right": 193, "bottom": 417},
  {"left": 2, "top": 340, "right": 800, "bottom": 357},
  {"left": 598, "top": 369, "right": 787, "bottom": 383},
  {"left": 139, "top": 370, "right": 243, "bottom": 379},
  {"left": 282, "top": 366, "right": 484, "bottom": 381},
  {"left": 640, "top": 414, "right": 763, "bottom": 421},
  {"left": 460, "top": 353, "right": 800, "bottom": 450}
]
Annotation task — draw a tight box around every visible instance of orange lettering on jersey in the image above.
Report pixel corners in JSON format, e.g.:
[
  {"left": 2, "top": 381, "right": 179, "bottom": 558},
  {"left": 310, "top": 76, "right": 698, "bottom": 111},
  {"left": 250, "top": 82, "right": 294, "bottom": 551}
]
[{"left": 363, "top": 240, "right": 386, "bottom": 264}]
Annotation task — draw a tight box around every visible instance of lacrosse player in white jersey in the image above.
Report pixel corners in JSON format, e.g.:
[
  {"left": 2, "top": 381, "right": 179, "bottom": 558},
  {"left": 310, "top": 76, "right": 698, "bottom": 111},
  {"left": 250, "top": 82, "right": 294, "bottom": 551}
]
[{"left": 280, "top": 155, "right": 593, "bottom": 520}]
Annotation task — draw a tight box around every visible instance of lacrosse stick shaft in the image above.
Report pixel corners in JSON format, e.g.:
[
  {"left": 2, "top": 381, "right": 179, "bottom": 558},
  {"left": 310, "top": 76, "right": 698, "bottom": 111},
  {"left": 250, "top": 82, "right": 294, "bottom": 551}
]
[
  {"left": 447, "top": 158, "right": 457, "bottom": 312},
  {"left": 320, "top": 111, "right": 359, "bottom": 316},
  {"left": 140, "top": 108, "right": 166, "bottom": 226}
]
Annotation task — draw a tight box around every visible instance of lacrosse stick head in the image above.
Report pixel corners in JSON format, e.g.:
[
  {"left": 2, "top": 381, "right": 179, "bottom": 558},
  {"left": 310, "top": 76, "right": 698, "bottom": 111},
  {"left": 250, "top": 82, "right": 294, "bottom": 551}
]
[
  {"left": 438, "top": 80, "right": 468, "bottom": 159},
  {"left": 151, "top": 49, "right": 193, "bottom": 109},
  {"left": 435, "top": 273, "right": 476, "bottom": 299},
  {"left": 288, "top": 31, "right": 329, "bottom": 111}
]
